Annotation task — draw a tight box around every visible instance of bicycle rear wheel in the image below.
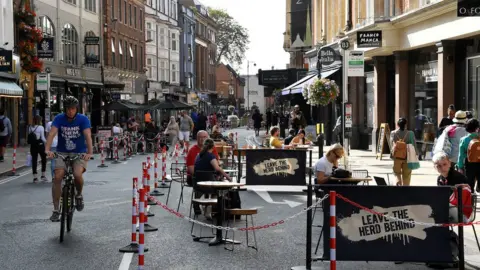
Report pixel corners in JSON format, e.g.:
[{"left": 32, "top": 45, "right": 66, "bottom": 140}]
[
  {"left": 67, "top": 184, "right": 75, "bottom": 232},
  {"left": 59, "top": 185, "right": 68, "bottom": 243}
]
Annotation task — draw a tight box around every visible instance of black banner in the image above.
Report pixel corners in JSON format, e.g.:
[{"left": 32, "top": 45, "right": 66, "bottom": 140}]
[
  {"left": 0, "top": 50, "right": 13, "bottom": 72},
  {"left": 458, "top": 0, "right": 480, "bottom": 17},
  {"left": 322, "top": 186, "right": 452, "bottom": 262},
  {"left": 245, "top": 149, "right": 306, "bottom": 185},
  {"left": 290, "top": 0, "right": 312, "bottom": 49},
  {"left": 37, "top": 38, "right": 54, "bottom": 58},
  {"left": 357, "top": 31, "right": 382, "bottom": 48}
]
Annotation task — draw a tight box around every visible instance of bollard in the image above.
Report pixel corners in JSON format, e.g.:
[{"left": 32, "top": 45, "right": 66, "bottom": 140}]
[
  {"left": 98, "top": 140, "right": 108, "bottom": 168},
  {"left": 317, "top": 133, "right": 325, "bottom": 159},
  {"left": 330, "top": 191, "right": 336, "bottom": 270},
  {"left": 150, "top": 152, "right": 164, "bottom": 196},
  {"left": 8, "top": 145, "right": 18, "bottom": 176},
  {"left": 146, "top": 157, "right": 157, "bottom": 206},
  {"left": 123, "top": 137, "right": 127, "bottom": 161},
  {"left": 141, "top": 163, "right": 154, "bottom": 217},
  {"left": 235, "top": 132, "right": 238, "bottom": 146},
  {"left": 183, "top": 141, "right": 189, "bottom": 155},
  {"left": 160, "top": 146, "right": 169, "bottom": 186},
  {"left": 112, "top": 137, "right": 121, "bottom": 164},
  {"left": 138, "top": 188, "right": 145, "bottom": 269},
  {"left": 174, "top": 143, "right": 179, "bottom": 164},
  {"left": 119, "top": 178, "right": 149, "bottom": 253}
]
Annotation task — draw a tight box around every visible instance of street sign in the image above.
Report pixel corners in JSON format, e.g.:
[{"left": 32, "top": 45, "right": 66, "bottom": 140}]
[
  {"left": 357, "top": 31, "right": 382, "bottom": 48},
  {"left": 347, "top": 51, "right": 365, "bottom": 77},
  {"left": 318, "top": 47, "right": 336, "bottom": 66},
  {"left": 340, "top": 40, "right": 350, "bottom": 50},
  {"left": 36, "top": 73, "right": 50, "bottom": 91},
  {"left": 345, "top": 103, "right": 352, "bottom": 129}
]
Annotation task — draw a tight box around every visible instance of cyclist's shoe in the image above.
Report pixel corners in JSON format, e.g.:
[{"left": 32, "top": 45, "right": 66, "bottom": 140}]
[
  {"left": 33, "top": 177, "right": 38, "bottom": 183},
  {"left": 50, "top": 211, "right": 60, "bottom": 222},
  {"left": 75, "top": 195, "right": 84, "bottom": 211},
  {"left": 41, "top": 176, "right": 48, "bottom": 182}
]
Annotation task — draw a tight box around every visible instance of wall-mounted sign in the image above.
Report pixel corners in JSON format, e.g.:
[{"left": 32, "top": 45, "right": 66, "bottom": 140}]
[
  {"left": 318, "top": 47, "right": 336, "bottom": 66},
  {"left": 422, "top": 61, "right": 438, "bottom": 83},
  {"left": 246, "top": 149, "right": 306, "bottom": 186},
  {"left": 345, "top": 103, "right": 352, "bottom": 129},
  {"left": 348, "top": 51, "right": 365, "bottom": 77},
  {"left": 85, "top": 44, "right": 100, "bottom": 64},
  {"left": 260, "top": 70, "right": 290, "bottom": 85},
  {"left": 37, "top": 38, "right": 54, "bottom": 58},
  {"left": 84, "top": 36, "right": 100, "bottom": 44},
  {"left": 457, "top": 0, "right": 480, "bottom": 17},
  {"left": 297, "top": 70, "right": 308, "bottom": 80},
  {"left": 66, "top": 68, "right": 81, "bottom": 77},
  {"left": 36, "top": 73, "right": 50, "bottom": 91},
  {"left": 0, "top": 50, "right": 13, "bottom": 72},
  {"left": 357, "top": 31, "right": 382, "bottom": 48}
]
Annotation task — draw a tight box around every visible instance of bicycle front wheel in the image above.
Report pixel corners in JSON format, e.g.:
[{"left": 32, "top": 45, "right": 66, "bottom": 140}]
[
  {"left": 67, "top": 184, "right": 75, "bottom": 232},
  {"left": 59, "top": 185, "right": 68, "bottom": 243}
]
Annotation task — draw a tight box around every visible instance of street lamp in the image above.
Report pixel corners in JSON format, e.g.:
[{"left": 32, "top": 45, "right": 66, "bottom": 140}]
[{"left": 246, "top": 60, "right": 256, "bottom": 112}]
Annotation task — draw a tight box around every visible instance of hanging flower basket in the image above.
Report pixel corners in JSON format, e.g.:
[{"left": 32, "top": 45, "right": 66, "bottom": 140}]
[{"left": 302, "top": 78, "right": 340, "bottom": 106}]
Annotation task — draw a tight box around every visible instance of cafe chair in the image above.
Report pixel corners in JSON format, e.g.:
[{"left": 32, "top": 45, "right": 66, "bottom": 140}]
[
  {"left": 224, "top": 208, "right": 259, "bottom": 252},
  {"left": 163, "top": 162, "right": 185, "bottom": 206},
  {"left": 176, "top": 169, "right": 191, "bottom": 212},
  {"left": 467, "top": 195, "right": 480, "bottom": 252},
  {"left": 190, "top": 171, "right": 218, "bottom": 242},
  {"left": 352, "top": 169, "right": 370, "bottom": 185}
]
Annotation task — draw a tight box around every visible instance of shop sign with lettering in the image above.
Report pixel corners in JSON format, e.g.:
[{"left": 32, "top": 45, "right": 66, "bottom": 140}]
[{"left": 357, "top": 31, "right": 382, "bottom": 48}]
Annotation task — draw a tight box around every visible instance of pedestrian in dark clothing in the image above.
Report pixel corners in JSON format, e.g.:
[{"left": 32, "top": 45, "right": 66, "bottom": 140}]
[
  {"left": 272, "top": 111, "right": 279, "bottom": 126},
  {"left": 438, "top": 104, "right": 455, "bottom": 137},
  {"left": 265, "top": 110, "right": 272, "bottom": 133},
  {"left": 196, "top": 111, "right": 208, "bottom": 132},
  {"left": 252, "top": 109, "right": 262, "bottom": 137}
]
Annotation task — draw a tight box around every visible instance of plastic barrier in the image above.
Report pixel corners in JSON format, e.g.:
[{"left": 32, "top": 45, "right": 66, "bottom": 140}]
[
  {"left": 138, "top": 188, "right": 146, "bottom": 269},
  {"left": 112, "top": 137, "right": 121, "bottom": 164}
]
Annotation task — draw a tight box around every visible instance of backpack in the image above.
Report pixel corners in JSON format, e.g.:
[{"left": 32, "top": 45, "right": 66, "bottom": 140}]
[
  {"left": 467, "top": 136, "right": 480, "bottom": 163},
  {"left": 0, "top": 117, "right": 5, "bottom": 133},
  {"left": 27, "top": 126, "right": 39, "bottom": 145},
  {"left": 393, "top": 132, "right": 409, "bottom": 159}
]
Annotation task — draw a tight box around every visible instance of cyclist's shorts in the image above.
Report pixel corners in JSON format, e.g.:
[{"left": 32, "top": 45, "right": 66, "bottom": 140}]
[{"left": 54, "top": 152, "right": 88, "bottom": 172}]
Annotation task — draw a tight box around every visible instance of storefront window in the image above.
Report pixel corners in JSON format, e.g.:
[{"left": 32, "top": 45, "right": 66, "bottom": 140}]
[
  {"left": 467, "top": 57, "right": 480, "bottom": 118},
  {"left": 409, "top": 48, "right": 438, "bottom": 132},
  {"left": 365, "top": 72, "right": 374, "bottom": 129}
]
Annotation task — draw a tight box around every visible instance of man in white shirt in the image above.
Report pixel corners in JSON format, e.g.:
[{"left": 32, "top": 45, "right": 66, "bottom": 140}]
[{"left": 45, "top": 113, "right": 58, "bottom": 180}]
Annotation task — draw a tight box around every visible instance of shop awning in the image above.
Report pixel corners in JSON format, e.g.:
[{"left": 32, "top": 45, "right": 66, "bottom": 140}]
[
  {"left": 0, "top": 79, "right": 23, "bottom": 98},
  {"left": 149, "top": 99, "right": 193, "bottom": 110},
  {"left": 67, "top": 79, "right": 86, "bottom": 86},
  {"left": 282, "top": 74, "right": 316, "bottom": 95},
  {"left": 50, "top": 76, "right": 66, "bottom": 83},
  {"left": 100, "top": 100, "right": 146, "bottom": 111},
  {"left": 86, "top": 81, "right": 103, "bottom": 88}
]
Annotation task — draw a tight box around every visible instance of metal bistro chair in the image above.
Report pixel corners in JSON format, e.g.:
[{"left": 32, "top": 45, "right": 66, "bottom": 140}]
[
  {"left": 352, "top": 169, "right": 370, "bottom": 185},
  {"left": 176, "top": 166, "right": 190, "bottom": 212},
  {"left": 164, "top": 162, "right": 185, "bottom": 206},
  {"left": 190, "top": 170, "right": 218, "bottom": 242},
  {"left": 467, "top": 194, "right": 480, "bottom": 252}
]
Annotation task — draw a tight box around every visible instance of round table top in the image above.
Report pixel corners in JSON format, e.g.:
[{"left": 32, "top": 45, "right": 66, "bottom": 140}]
[
  {"left": 330, "top": 177, "right": 372, "bottom": 182},
  {"left": 197, "top": 181, "right": 245, "bottom": 188}
]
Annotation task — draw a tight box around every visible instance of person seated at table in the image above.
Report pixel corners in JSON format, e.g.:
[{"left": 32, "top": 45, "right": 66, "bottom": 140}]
[
  {"left": 289, "top": 129, "right": 312, "bottom": 146},
  {"left": 269, "top": 126, "right": 292, "bottom": 149},
  {"left": 187, "top": 131, "right": 220, "bottom": 214},
  {"left": 314, "top": 143, "right": 345, "bottom": 184},
  {"left": 433, "top": 151, "right": 472, "bottom": 222},
  {"left": 284, "top": 129, "right": 296, "bottom": 146},
  {"left": 195, "top": 139, "right": 232, "bottom": 181},
  {"left": 210, "top": 125, "right": 224, "bottom": 140},
  {"left": 226, "top": 132, "right": 235, "bottom": 144}
]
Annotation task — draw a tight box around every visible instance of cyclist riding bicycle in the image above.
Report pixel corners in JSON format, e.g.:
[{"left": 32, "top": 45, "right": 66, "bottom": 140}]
[{"left": 45, "top": 96, "right": 93, "bottom": 222}]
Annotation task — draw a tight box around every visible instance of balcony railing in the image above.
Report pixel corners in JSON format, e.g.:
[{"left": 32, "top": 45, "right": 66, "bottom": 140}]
[{"left": 355, "top": 0, "right": 442, "bottom": 28}]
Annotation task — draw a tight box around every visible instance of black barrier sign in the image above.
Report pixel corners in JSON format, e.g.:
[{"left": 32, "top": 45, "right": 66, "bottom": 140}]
[
  {"left": 322, "top": 186, "right": 452, "bottom": 262},
  {"left": 246, "top": 150, "right": 306, "bottom": 185}
]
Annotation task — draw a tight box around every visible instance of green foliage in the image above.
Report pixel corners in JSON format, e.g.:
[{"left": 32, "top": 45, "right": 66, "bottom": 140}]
[
  {"left": 208, "top": 8, "right": 249, "bottom": 67},
  {"left": 302, "top": 78, "right": 340, "bottom": 106}
]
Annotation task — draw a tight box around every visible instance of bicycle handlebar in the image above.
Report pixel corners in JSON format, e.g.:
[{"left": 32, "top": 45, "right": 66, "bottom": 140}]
[{"left": 52, "top": 153, "right": 94, "bottom": 161}]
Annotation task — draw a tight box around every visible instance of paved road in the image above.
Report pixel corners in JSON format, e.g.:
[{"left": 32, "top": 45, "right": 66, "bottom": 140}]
[{"left": 0, "top": 129, "right": 465, "bottom": 269}]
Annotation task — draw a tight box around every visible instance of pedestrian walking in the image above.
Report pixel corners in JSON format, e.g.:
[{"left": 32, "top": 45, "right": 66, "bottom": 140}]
[
  {"left": 45, "top": 112, "right": 58, "bottom": 181},
  {"left": 457, "top": 118, "right": 480, "bottom": 192},
  {"left": 252, "top": 109, "right": 262, "bottom": 137},
  {"left": 164, "top": 116, "right": 179, "bottom": 154},
  {"left": 434, "top": 110, "right": 468, "bottom": 167},
  {"left": 390, "top": 118, "right": 417, "bottom": 186},
  {"left": 0, "top": 108, "right": 12, "bottom": 162},
  {"left": 28, "top": 115, "right": 47, "bottom": 183},
  {"left": 179, "top": 110, "right": 194, "bottom": 148}
]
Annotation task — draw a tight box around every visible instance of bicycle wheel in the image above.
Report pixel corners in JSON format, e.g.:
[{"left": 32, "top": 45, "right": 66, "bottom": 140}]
[
  {"left": 59, "top": 185, "right": 68, "bottom": 243},
  {"left": 66, "top": 184, "right": 75, "bottom": 232}
]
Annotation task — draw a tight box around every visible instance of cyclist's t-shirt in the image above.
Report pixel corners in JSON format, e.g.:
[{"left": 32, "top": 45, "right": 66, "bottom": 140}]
[{"left": 53, "top": 113, "right": 91, "bottom": 153}]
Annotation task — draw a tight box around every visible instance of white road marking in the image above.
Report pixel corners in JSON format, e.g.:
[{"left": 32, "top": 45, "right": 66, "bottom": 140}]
[
  {"left": 0, "top": 171, "right": 31, "bottom": 185},
  {"left": 253, "top": 190, "right": 303, "bottom": 208},
  {"left": 118, "top": 252, "right": 133, "bottom": 270}
]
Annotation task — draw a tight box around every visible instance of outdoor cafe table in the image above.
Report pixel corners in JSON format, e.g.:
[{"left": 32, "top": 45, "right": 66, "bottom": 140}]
[
  {"left": 197, "top": 181, "right": 245, "bottom": 246},
  {"left": 329, "top": 177, "right": 372, "bottom": 185}
]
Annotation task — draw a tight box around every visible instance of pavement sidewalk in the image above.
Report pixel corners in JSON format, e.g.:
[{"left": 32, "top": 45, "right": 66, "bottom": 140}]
[{"left": 0, "top": 146, "right": 30, "bottom": 176}]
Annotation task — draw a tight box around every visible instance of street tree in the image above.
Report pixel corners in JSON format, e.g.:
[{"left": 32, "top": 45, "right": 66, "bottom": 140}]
[{"left": 208, "top": 8, "right": 249, "bottom": 67}]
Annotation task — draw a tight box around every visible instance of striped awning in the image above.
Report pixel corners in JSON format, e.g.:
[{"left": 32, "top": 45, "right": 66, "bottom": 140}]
[{"left": 0, "top": 79, "right": 23, "bottom": 98}]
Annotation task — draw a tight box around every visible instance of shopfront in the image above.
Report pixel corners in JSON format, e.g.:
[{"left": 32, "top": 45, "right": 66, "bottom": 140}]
[
  {"left": 466, "top": 55, "right": 480, "bottom": 118},
  {"left": 408, "top": 46, "right": 438, "bottom": 132}
]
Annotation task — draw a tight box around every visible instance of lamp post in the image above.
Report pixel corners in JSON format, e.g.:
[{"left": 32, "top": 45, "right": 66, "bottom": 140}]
[{"left": 246, "top": 60, "right": 256, "bottom": 112}]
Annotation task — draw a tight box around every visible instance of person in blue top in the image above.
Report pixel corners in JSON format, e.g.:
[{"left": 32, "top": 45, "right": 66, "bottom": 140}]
[
  {"left": 45, "top": 96, "right": 93, "bottom": 222},
  {"left": 457, "top": 118, "right": 480, "bottom": 192}
]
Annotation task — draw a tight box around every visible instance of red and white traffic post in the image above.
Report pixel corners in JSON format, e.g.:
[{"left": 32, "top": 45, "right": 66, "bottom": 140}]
[
  {"left": 98, "top": 140, "right": 108, "bottom": 168},
  {"left": 150, "top": 152, "right": 164, "bottom": 196}
]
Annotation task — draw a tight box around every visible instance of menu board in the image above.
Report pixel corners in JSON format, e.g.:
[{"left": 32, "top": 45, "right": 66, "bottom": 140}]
[{"left": 376, "top": 123, "right": 391, "bottom": 160}]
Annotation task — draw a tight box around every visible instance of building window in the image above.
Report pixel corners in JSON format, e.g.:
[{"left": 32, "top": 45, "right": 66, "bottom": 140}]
[
  {"left": 160, "top": 61, "right": 167, "bottom": 81},
  {"left": 160, "top": 0, "right": 165, "bottom": 13},
  {"left": 111, "top": 37, "right": 116, "bottom": 67},
  {"left": 118, "top": 0, "right": 122, "bottom": 22},
  {"left": 62, "top": 23, "right": 78, "bottom": 65},
  {"left": 467, "top": 56, "right": 480, "bottom": 119},
  {"left": 171, "top": 63, "right": 178, "bottom": 83},
  {"left": 124, "top": 40, "right": 128, "bottom": 69},
  {"left": 124, "top": 1, "right": 127, "bottom": 25},
  {"left": 147, "top": 23, "right": 152, "bottom": 40},
  {"left": 187, "top": 44, "right": 192, "bottom": 61},
  {"left": 147, "top": 58, "right": 152, "bottom": 78},
  {"left": 129, "top": 44, "right": 133, "bottom": 70},
  {"left": 119, "top": 40, "right": 123, "bottom": 68},
  {"left": 129, "top": 4, "right": 132, "bottom": 25},
  {"left": 134, "top": 44, "right": 137, "bottom": 71},
  {"left": 147, "top": 0, "right": 152, "bottom": 7},
  {"left": 140, "top": 46, "right": 144, "bottom": 70},
  {"left": 134, "top": 6, "right": 137, "bottom": 28},
  {"left": 85, "top": 0, "right": 96, "bottom": 12},
  {"left": 140, "top": 10, "right": 143, "bottom": 30},
  {"left": 111, "top": 0, "right": 115, "bottom": 18},
  {"left": 159, "top": 28, "right": 166, "bottom": 48},
  {"left": 171, "top": 33, "right": 177, "bottom": 51},
  {"left": 38, "top": 16, "right": 55, "bottom": 61},
  {"left": 64, "top": 0, "right": 76, "bottom": 5}
]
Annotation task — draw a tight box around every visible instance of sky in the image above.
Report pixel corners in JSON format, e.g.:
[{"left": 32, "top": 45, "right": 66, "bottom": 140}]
[{"left": 199, "top": 0, "right": 290, "bottom": 76}]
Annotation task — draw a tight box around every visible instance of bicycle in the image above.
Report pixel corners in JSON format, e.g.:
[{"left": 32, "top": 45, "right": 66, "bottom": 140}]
[{"left": 54, "top": 153, "right": 83, "bottom": 243}]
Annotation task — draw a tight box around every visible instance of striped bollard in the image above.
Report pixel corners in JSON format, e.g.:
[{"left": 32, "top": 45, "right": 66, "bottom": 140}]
[
  {"left": 123, "top": 138, "right": 127, "bottom": 161},
  {"left": 150, "top": 152, "right": 165, "bottom": 196},
  {"left": 138, "top": 188, "right": 145, "bottom": 269},
  {"left": 137, "top": 174, "right": 158, "bottom": 232},
  {"left": 112, "top": 137, "right": 121, "bottom": 164},
  {"left": 98, "top": 140, "right": 108, "bottom": 168},
  {"left": 127, "top": 134, "right": 133, "bottom": 158},
  {"left": 161, "top": 146, "right": 167, "bottom": 185},
  {"left": 330, "top": 191, "right": 336, "bottom": 270},
  {"left": 235, "top": 132, "right": 238, "bottom": 146},
  {"left": 146, "top": 157, "right": 157, "bottom": 205},
  {"left": 184, "top": 141, "right": 189, "bottom": 155},
  {"left": 174, "top": 144, "right": 179, "bottom": 164},
  {"left": 9, "top": 145, "right": 18, "bottom": 176}
]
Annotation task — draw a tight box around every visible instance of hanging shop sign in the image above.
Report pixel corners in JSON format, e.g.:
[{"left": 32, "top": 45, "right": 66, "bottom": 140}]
[
  {"left": 321, "top": 185, "right": 452, "bottom": 263},
  {"left": 317, "top": 47, "right": 336, "bottom": 66},
  {"left": 246, "top": 149, "right": 306, "bottom": 186},
  {"left": 37, "top": 37, "right": 54, "bottom": 59},
  {"left": 0, "top": 50, "right": 13, "bottom": 72},
  {"left": 357, "top": 31, "right": 382, "bottom": 48},
  {"left": 84, "top": 36, "right": 100, "bottom": 64},
  {"left": 348, "top": 51, "right": 365, "bottom": 77}
]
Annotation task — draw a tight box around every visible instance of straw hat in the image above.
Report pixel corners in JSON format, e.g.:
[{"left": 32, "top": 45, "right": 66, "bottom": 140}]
[
  {"left": 453, "top": 110, "right": 467, "bottom": 124},
  {"left": 326, "top": 143, "right": 345, "bottom": 157}
]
